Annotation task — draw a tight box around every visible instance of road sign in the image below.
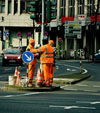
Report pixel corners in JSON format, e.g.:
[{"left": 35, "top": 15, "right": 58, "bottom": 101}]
[
  {"left": 22, "top": 51, "right": 34, "bottom": 63},
  {"left": 77, "top": 34, "right": 81, "bottom": 39},
  {"left": 3, "top": 32, "right": 9, "bottom": 36},
  {"left": 58, "top": 37, "right": 62, "bottom": 42},
  {"left": 44, "top": 32, "right": 48, "bottom": 36},
  {"left": 64, "top": 20, "right": 82, "bottom": 39}
]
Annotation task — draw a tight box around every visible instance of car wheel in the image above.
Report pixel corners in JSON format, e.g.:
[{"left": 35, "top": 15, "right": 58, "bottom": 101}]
[
  {"left": 2, "top": 62, "right": 6, "bottom": 66},
  {"left": 19, "top": 63, "right": 23, "bottom": 66}
]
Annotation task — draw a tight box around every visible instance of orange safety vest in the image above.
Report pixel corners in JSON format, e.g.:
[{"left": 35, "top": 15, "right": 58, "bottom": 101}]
[{"left": 39, "top": 44, "right": 54, "bottom": 64}]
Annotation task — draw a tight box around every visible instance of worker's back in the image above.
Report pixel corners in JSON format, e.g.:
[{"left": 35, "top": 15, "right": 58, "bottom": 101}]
[{"left": 40, "top": 44, "right": 54, "bottom": 64}]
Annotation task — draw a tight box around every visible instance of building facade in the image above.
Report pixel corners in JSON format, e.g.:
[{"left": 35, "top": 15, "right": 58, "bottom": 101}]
[
  {"left": 57, "top": 0, "right": 100, "bottom": 59},
  {"left": 0, "top": 0, "right": 100, "bottom": 59},
  {"left": 0, "top": 0, "right": 34, "bottom": 50}
]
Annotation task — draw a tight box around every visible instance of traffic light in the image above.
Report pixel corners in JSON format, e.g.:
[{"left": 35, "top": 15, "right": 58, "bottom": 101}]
[
  {"left": 47, "top": 0, "right": 57, "bottom": 23},
  {"left": 29, "top": 1, "right": 40, "bottom": 23}
]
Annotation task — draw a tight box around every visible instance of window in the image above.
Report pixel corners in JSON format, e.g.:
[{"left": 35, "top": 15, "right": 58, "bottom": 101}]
[
  {"left": 0, "top": 0, "right": 5, "bottom": 13},
  {"left": 60, "top": 0, "right": 66, "bottom": 18},
  {"left": 22, "top": 0, "right": 31, "bottom": 13},
  {"left": 14, "top": 0, "right": 18, "bottom": 14},
  {"left": 78, "top": 0, "right": 84, "bottom": 14},
  {"left": 68, "top": 0, "right": 75, "bottom": 17},
  {"left": 21, "top": 0, "right": 25, "bottom": 13},
  {"left": 25, "top": 0, "right": 30, "bottom": 13},
  {"left": 8, "top": 0, "right": 11, "bottom": 14},
  {"left": 87, "top": 0, "right": 95, "bottom": 16},
  {"left": 99, "top": 1, "right": 100, "bottom": 14}
]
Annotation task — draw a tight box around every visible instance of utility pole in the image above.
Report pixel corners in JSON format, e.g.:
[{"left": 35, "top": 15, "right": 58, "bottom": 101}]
[{"left": 41, "top": 0, "right": 45, "bottom": 45}]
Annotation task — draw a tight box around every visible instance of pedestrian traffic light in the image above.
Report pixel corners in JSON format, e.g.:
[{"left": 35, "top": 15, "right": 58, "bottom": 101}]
[
  {"left": 29, "top": 1, "right": 40, "bottom": 22},
  {"left": 47, "top": 0, "right": 57, "bottom": 23}
]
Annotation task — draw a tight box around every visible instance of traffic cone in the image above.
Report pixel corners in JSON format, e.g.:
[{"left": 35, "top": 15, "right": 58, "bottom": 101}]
[
  {"left": 36, "top": 68, "right": 43, "bottom": 87},
  {"left": 15, "top": 70, "right": 21, "bottom": 86},
  {"left": 14, "top": 67, "right": 18, "bottom": 76}
]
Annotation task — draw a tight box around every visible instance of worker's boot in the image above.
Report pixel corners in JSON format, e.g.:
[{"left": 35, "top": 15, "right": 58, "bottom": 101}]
[{"left": 28, "top": 79, "right": 33, "bottom": 87}]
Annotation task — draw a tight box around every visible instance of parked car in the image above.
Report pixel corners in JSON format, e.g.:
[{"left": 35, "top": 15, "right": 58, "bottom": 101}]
[
  {"left": 21, "top": 46, "right": 27, "bottom": 53},
  {"left": 94, "top": 49, "right": 100, "bottom": 63},
  {"left": 2, "top": 48, "right": 23, "bottom": 66}
]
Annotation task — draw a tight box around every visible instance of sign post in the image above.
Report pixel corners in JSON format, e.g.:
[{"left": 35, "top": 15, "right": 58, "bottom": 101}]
[{"left": 77, "top": 49, "right": 84, "bottom": 74}]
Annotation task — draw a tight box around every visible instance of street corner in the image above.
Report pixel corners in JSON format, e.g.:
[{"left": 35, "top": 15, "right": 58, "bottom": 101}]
[
  {"left": 1, "top": 84, "right": 61, "bottom": 92},
  {"left": 0, "top": 74, "right": 61, "bottom": 92},
  {"left": 53, "top": 73, "right": 91, "bottom": 85}
]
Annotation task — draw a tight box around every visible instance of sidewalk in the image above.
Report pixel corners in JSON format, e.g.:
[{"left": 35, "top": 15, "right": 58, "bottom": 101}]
[
  {"left": 56, "top": 59, "right": 92, "bottom": 63},
  {"left": 0, "top": 73, "right": 91, "bottom": 92}
]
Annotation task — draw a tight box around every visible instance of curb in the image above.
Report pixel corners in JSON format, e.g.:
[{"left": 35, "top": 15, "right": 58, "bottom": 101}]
[
  {"left": 1, "top": 85, "right": 61, "bottom": 92},
  {"left": 53, "top": 74, "right": 91, "bottom": 85},
  {"left": 0, "top": 74, "right": 91, "bottom": 92},
  {"left": 70, "top": 74, "right": 91, "bottom": 84}
]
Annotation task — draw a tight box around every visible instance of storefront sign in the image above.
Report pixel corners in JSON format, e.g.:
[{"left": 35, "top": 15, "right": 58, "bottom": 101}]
[
  {"left": 78, "top": 15, "right": 86, "bottom": 21},
  {"left": 91, "top": 15, "right": 100, "bottom": 22},
  {"left": 61, "top": 17, "right": 74, "bottom": 24}
]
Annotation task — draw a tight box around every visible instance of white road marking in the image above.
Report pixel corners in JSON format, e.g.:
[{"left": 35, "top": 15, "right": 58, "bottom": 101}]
[
  {"left": 49, "top": 105, "right": 65, "bottom": 108},
  {"left": 56, "top": 63, "right": 88, "bottom": 89},
  {"left": 91, "top": 101, "right": 100, "bottom": 104},
  {"left": 60, "top": 85, "right": 70, "bottom": 88},
  {"left": 93, "top": 85, "right": 100, "bottom": 88},
  {"left": 66, "top": 69, "right": 76, "bottom": 72},
  {"left": 0, "top": 92, "right": 42, "bottom": 98},
  {"left": 76, "top": 101, "right": 91, "bottom": 104},
  {"left": 63, "top": 64, "right": 88, "bottom": 74},
  {"left": 56, "top": 66, "right": 59, "bottom": 70},
  {"left": 56, "top": 63, "right": 88, "bottom": 74},
  {"left": 83, "top": 90, "right": 98, "bottom": 92},
  {"left": 76, "top": 101, "right": 100, "bottom": 105},
  {"left": 64, "top": 88, "right": 78, "bottom": 91},
  {"left": 4, "top": 68, "right": 11, "bottom": 71},
  {"left": 49, "top": 105, "right": 96, "bottom": 110},
  {"left": 64, "top": 106, "right": 96, "bottom": 110},
  {"left": 72, "top": 69, "right": 76, "bottom": 71},
  {"left": 76, "top": 84, "right": 87, "bottom": 87},
  {"left": 66, "top": 68, "right": 70, "bottom": 71},
  {"left": 81, "top": 68, "right": 88, "bottom": 74}
]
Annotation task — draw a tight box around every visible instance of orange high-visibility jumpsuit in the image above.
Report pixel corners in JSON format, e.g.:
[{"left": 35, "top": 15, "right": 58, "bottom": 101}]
[
  {"left": 31, "top": 44, "right": 54, "bottom": 87},
  {"left": 26, "top": 38, "right": 37, "bottom": 84},
  {"left": 49, "top": 40, "right": 55, "bottom": 86}
]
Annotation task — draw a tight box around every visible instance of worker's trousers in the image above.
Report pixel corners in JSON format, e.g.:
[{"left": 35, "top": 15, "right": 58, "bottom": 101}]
[{"left": 42, "top": 63, "right": 53, "bottom": 86}]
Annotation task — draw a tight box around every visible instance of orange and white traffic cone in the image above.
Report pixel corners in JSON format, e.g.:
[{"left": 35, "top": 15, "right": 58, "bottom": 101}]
[
  {"left": 36, "top": 68, "right": 43, "bottom": 87},
  {"left": 14, "top": 67, "right": 18, "bottom": 76},
  {"left": 15, "top": 70, "right": 21, "bottom": 86}
]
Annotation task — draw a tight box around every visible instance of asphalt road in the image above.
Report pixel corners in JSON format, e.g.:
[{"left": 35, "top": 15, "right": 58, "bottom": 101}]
[{"left": 0, "top": 58, "right": 100, "bottom": 113}]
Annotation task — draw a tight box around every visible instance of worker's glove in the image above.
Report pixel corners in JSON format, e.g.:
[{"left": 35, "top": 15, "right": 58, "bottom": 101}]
[{"left": 35, "top": 53, "right": 39, "bottom": 56}]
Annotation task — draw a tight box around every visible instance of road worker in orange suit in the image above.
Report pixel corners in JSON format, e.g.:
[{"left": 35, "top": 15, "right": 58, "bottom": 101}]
[
  {"left": 26, "top": 38, "right": 38, "bottom": 87},
  {"left": 49, "top": 40, "right": 56, "bottom": 85},
  {"left": 30, "top": 39, "right": 54, "bottom": 87}
]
